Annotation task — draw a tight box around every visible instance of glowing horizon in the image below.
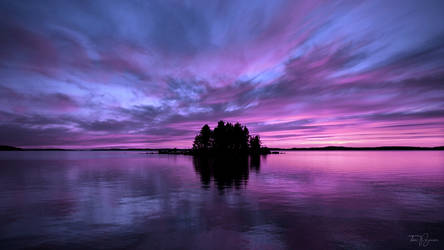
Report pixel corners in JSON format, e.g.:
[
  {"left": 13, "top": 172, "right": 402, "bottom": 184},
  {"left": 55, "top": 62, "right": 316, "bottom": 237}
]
[{"left": 1, "top": 0, "right": 443, "bottom": 148}]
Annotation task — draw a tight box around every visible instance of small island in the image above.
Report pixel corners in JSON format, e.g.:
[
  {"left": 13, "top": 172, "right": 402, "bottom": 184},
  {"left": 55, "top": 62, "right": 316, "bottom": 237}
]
[{"left": 159, "top": 121, "right": 271, "bottom": 155}]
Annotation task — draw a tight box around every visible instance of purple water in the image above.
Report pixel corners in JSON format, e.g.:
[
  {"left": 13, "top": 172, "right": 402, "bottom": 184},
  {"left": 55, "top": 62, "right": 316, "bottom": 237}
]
[{"left": 0, "top": 151, "right": 443, "bottom": 249}]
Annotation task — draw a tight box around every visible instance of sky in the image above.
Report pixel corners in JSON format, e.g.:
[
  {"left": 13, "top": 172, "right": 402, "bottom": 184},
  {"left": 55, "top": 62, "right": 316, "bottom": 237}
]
[{"left": 0, "top": 0, "right": 443, "bottom": 148}]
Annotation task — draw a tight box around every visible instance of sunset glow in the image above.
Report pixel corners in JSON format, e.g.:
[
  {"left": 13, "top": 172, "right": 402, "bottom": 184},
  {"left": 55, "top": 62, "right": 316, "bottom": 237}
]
[{"left": 1, "top": 0, "right": 443, "bottom": 148}]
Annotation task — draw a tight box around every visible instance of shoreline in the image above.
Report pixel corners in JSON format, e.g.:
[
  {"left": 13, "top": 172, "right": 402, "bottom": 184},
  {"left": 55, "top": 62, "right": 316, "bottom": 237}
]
[{"left": 1, "top": 145, "right": 443, "bottom": 152}]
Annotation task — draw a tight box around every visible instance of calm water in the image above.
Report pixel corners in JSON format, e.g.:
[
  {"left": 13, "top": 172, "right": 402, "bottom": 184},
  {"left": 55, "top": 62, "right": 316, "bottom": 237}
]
[{"left": 0, "top": 151, "right": 443, "bottom": 250}]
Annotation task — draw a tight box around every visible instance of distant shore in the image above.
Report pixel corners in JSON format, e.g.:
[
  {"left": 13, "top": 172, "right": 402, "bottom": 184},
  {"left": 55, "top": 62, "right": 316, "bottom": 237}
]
[
  {"left": 1, "top": 145, "right": 443, "bottom": 151},
  {"left": 271, "top": 146, "right": 444, "bottom": 151}
]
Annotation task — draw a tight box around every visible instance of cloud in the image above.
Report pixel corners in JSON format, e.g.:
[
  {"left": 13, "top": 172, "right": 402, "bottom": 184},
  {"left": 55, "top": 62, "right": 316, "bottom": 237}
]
[
  {"left": 0, "top": 87, "right": 79, "bottom": 113},
  {"left": 0, "top": 0, "right": 443, "bottom": 147}
]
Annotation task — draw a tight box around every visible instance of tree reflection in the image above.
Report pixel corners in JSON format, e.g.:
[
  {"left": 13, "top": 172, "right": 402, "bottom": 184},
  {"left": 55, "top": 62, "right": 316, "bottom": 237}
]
[{"left": 192, "top": 155, "right": 262, "bottom": 191}]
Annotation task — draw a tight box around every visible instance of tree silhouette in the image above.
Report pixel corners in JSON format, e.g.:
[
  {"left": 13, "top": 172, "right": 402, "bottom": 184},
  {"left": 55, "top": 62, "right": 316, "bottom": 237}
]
[
  {"left": 192, "top": 124, "right": 213, "bottom": 153},
  {"left": 192, "top": 121, "right": 268, "bottom": 155},
  {"left": 249, "top": 135, "right": 261, "bottom": 154}
]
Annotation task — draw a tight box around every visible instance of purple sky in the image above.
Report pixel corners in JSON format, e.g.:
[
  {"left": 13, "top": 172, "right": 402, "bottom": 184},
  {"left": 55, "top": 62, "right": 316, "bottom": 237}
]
[{"left": 1, "top": 0, "right": 444, "bottom": 148}]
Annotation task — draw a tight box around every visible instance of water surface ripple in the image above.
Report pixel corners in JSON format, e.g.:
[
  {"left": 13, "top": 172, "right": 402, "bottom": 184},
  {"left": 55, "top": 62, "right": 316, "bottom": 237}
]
[{"left": 0, "top": 151, "right": 443, "bottom": 249}]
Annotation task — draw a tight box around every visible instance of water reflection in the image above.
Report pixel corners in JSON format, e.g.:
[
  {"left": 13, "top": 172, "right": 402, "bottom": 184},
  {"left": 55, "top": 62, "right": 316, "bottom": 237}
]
[
  {"left": 193, "top": 155, "right": 262, "bottom": 190},
  {"left": 0, "top": 151, "right": 443, "bottom": 249}
]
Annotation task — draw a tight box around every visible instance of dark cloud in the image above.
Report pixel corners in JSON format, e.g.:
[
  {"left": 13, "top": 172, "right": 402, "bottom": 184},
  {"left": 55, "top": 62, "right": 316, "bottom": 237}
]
[
  {"left": 364, "top": 110, "right": 444, "bottom": 122},
  {"left": 0, "top": 87, "right": 79, "bottom": 113},
  {"left": 0, "top": 123, "right": 74, "bottom": 147}
]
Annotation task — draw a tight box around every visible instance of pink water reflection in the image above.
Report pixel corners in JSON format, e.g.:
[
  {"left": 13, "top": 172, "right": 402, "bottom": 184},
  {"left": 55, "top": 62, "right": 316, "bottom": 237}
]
[
  {"left": 248, "top": 151, "right": 444, "bottom": 222},
  {"left": 0, "top": 151, "right": 443, "bottom": 249}
]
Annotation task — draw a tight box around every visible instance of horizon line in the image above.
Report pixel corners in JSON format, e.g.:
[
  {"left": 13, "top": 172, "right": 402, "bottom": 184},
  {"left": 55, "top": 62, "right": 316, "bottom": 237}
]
[{"left": 1, "top": 145, "right": 443, "bottom": 151}]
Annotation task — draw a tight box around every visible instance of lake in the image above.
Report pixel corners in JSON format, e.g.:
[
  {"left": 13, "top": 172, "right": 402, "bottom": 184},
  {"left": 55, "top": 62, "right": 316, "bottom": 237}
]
[{"left": 0, "top": 151, "right": 443, "bottom": 249}]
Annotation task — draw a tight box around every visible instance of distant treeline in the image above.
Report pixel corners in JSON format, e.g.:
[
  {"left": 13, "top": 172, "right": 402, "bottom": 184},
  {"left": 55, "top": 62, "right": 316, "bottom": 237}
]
[
  {"left": 192, "top": 121, "right": 270, "bottom": 155},
  {"left": 0, "top": 145, "right": 22, "bottom": 151},
  {"left": 271, "top": 146, "right": 444, "bottom": 151},
  {"left": 1, "top": 145, "right": 443, "bottom": 152}
]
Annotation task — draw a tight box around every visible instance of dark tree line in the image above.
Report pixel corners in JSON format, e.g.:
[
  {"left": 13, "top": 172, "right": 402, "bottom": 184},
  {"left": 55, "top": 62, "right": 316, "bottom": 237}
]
[{"left": 192, "top": 121, "right": 269, "bottom": 155}]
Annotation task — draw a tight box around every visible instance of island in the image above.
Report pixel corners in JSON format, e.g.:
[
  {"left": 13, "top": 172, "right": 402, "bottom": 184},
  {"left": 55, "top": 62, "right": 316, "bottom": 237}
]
[{"left": 159, "top": 121, "right": 272, "bottom": 155}]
